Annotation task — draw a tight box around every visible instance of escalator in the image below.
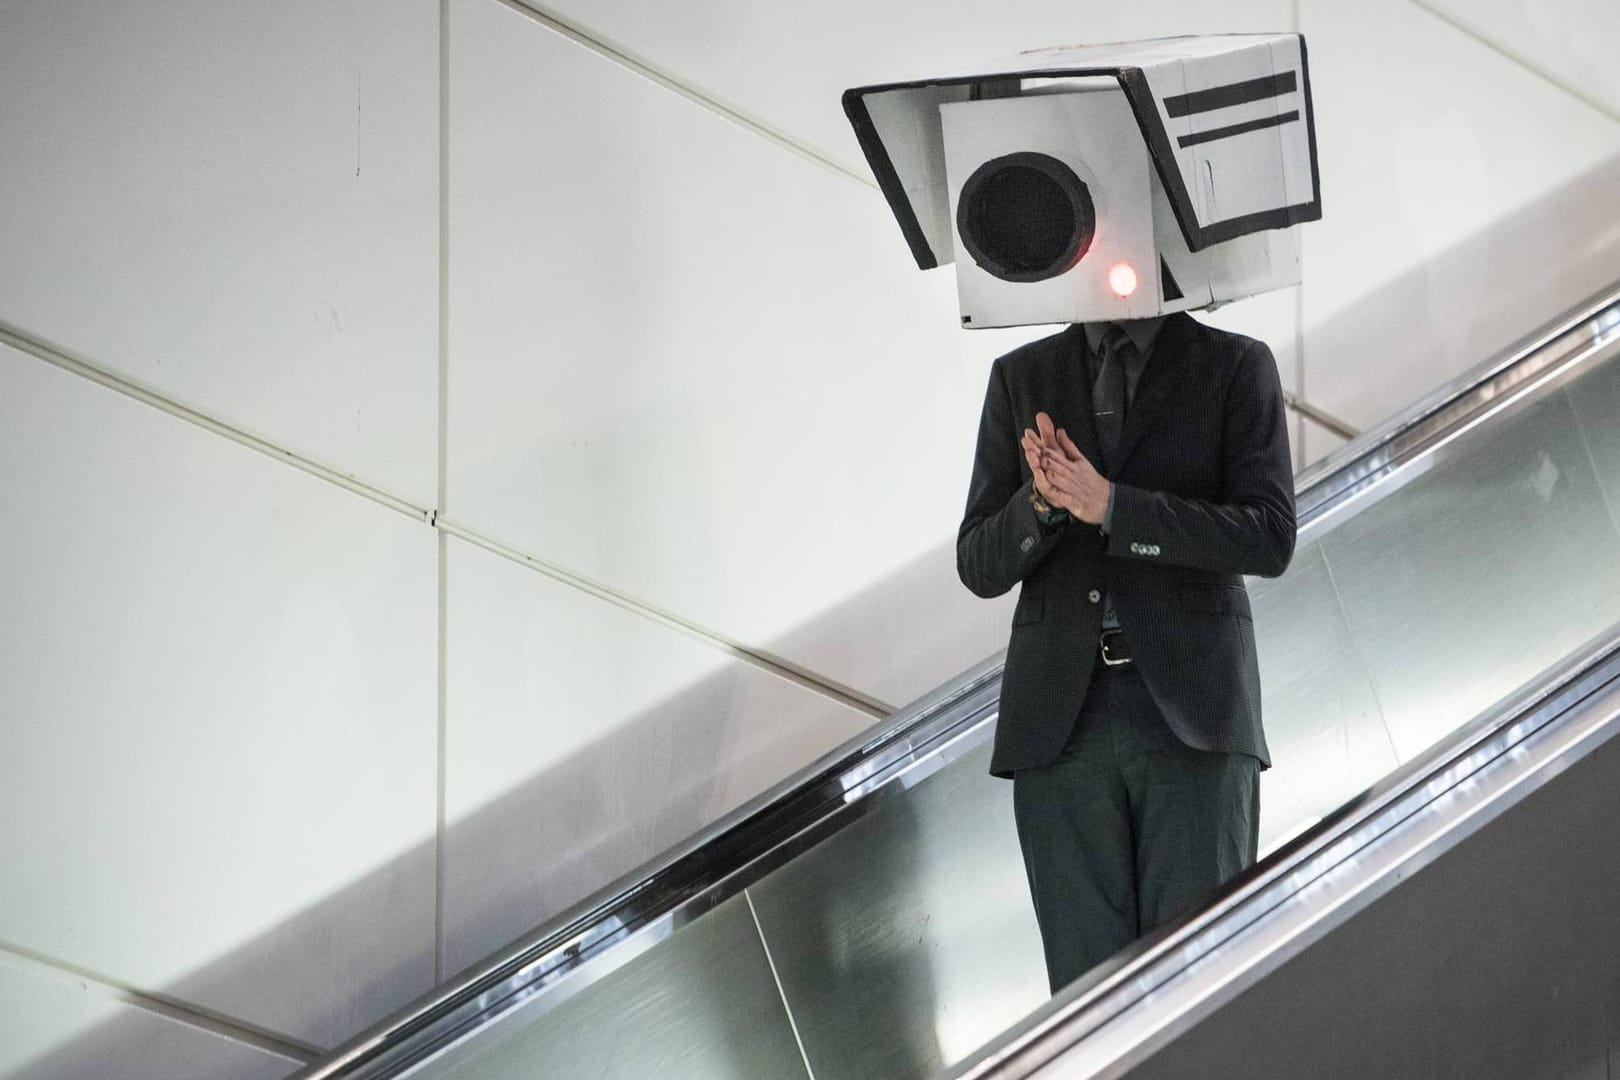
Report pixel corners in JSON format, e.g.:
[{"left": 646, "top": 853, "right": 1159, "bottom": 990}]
[{"left": 298, "top": 284, "right": 1620, "bottom": 1080}]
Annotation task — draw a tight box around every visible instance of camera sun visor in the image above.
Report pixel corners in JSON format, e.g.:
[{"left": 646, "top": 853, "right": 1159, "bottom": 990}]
[
  {"left": 845, "top": 34, "right": 1317, "bottom": 326},
  {"left": 843, "top": 33, "right": 1320, "bottom": 269}
]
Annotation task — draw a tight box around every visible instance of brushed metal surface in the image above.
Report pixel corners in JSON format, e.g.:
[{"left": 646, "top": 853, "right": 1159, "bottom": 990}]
[
  {"left": 950, "top": 633, "right": 1620, "bottom": 1080},
  {"left": 746, "top": 537, "right": 1407, "bottom": 1080},
  {"left": 1320, "top": 387, "right": 1620, "bottom": 761},
  {"left": 1121, "top": 677, "right": 1620, "bottom": 1080},
  {"left": 1247, "top": 541, "right": 1397, "bottom": 851},
  {"left": 406, "top": 893, "right": 807, "bottom": 1080},
  {"left": 748, "top": 741, "right": 1048, "bottom": 1080},
  {"left": 744, "top": 541, "right": 1403, "bottom": 1080},
  {"left": 1569, "top": 342, "right": 1620, "bottom": 538}
]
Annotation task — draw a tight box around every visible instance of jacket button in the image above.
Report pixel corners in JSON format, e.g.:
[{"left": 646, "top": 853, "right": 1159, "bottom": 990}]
[
  {"left": 1088, "top": 589, "right": 1101, "bottom": 604},
  {"left": 1020, "top": 536, "right": 1035, "bottom": 553}
]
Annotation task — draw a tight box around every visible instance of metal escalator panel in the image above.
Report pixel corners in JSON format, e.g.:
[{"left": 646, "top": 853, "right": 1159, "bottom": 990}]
[
  {"left": 1117, "top": 663, "right": 1620, "bottom": 1080},
  {"left": 956, "top": 629, "right": 1620, "bottom": 1080},
  {"left": 299, "top": 285, "right": 1620, "bottom": 1080},
  {"left": 1136, "top": 643, "right": 1620, "bottom": 1080}
]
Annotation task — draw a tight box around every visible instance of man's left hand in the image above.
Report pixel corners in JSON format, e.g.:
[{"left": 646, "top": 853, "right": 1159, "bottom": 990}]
[{"left": 1023, "top": 414, "right": 1111, "bottom": 525}]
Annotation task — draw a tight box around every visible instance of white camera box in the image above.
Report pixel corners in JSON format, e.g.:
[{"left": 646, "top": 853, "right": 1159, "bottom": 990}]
[{"left": 843, "top": 34, "right": 1322, "bottom": 328}]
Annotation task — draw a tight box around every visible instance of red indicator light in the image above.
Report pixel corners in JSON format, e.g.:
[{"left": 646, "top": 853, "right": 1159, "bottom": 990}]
[{"left": 1109, "top": 262, "right": 1138, "bottom": 298}]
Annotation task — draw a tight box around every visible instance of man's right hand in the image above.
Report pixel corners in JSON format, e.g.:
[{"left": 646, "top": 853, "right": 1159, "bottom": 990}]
[
  {"left": 1023, "top": 413, "right": 1112, "bottom": 525},
  {"left": 1021, "top": 415, "right": 1064, "bottom": 507}
]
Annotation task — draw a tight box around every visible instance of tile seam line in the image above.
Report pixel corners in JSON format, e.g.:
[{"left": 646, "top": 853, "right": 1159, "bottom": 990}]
[
  {"left": 1284, "top": 392, "right": 1358, "bottom": 441},
  {"left": 436, "top": 516, "right": 894, "bottom": 719},
  {"left": 0, "top": 320, "right": 433, "bottom": 525},
  {"left": 0, "top": 938, "right": 319, "bottom": 1064},
  {"left": 0, "top": 319, "right": 891, "bottom": 720},
  {"left": 436, "top": 0, "right": 452, "bottom": 988},
  {"left": 1403, "top": 0, "right": 1620, "bottom": 125},
  {"left": 436, "top": 534, "right": 450, "bottom": 985},
  {"left": 488, "top": 0, "right": 878, "bottom": 192}
]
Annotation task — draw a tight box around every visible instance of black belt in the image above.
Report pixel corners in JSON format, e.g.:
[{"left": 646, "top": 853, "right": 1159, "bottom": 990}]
[{"left": 1099, "top": 627, "right": 1133, "bottom": 666}]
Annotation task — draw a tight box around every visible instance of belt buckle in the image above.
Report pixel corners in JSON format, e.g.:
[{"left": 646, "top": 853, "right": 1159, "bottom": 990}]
[{"left": 1100, "top": 628, "right": 1131, "bottom": 666}]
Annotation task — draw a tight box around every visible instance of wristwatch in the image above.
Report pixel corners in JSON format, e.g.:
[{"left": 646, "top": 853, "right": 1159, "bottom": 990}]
[{"left": 1029, "top": 488, "right": 1069, "bottom": 528}]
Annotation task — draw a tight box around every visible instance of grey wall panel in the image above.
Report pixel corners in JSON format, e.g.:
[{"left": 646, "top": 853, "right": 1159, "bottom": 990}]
[
  {"left": 1319, "top": 390, "right": 1620, "bottom": 760},
  {"left": 748, "top": 743, "right": 1048, "bottom": 1080},
  {"left": 413, "top": 894, "right": 807, "bottom": 1080},
  {"left": 1248, "top": 541, "right": 1396, "bottom": 849}
]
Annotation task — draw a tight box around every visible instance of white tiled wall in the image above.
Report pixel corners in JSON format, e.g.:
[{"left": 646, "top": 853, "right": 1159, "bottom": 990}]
[
  {"left": 1420, "top": 0, "right": 1620, "bottom": 119},
  {"left": 0, "top": 1, "right": 440, "bottom": 505},
  {"left": 530, "top": 0, "right": 1292, "bottom": 177},
  {"left": 1301, "top": 416, "right": 1350, "bottom": 468},
  {"left": 441, "top": 536, "right": 873, "bottom": 973},
  {"left": 1, "top": 0, "right": 1616, "bottom": 1072},
  {"left": 0, "top": 346, "right": 439, "bottom": 1049},
  {"left": 445, "top": 0, "right": 1033, "bottom": 709},
  {"left": 1298, "top": 0, "right": 1620, "bottom": 430}
]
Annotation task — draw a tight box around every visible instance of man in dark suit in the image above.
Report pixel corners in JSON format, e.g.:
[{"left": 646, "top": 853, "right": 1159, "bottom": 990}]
[{"left": 957, "top": 312, "right": 1295, "bottom": 993}]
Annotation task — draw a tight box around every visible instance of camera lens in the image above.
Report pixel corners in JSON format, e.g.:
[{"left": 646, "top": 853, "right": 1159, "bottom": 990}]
[{"left": 956, "top": 153, "right": 1095, "bottom": 283}]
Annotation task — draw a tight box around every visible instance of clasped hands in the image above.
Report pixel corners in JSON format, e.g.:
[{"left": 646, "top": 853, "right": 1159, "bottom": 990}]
[{"left": 1021, "top": 412, "right": 1112, "bottom": 526}]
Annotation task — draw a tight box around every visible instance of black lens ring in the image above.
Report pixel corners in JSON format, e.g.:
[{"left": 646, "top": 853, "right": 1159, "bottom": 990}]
[{"left": 956, "top": 152, "right": 1096, "bottom": 283}]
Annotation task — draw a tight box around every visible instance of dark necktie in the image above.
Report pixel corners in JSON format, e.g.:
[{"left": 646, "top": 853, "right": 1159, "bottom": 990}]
[{"left": 1093, "top": 326, "right": 1131, "bottom": 474}]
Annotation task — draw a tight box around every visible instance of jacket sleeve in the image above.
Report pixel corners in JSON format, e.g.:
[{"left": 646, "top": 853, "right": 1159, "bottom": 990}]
[
  {"left": 956, "top": 357, "right": 1067, "bottom": 599},
  {"left": 1106, "top": 339, "right": 1297, "bottom": 578}
]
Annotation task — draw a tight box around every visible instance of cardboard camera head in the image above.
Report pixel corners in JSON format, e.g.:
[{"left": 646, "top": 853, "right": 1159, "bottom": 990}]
[{"left": 843, "top": 34, "right": 1321, "bottom": 328}]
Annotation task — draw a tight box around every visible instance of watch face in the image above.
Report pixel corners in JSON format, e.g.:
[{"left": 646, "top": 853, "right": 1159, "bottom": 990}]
[{"left": 1032, "top": 495, "right": 1066, "bottom": 526}]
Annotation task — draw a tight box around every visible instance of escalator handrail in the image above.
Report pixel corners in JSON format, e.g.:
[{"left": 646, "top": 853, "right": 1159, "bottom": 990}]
[
  {"left": 299, "top": 280, "right": 1620, "bottom": 1079},
  {"left": 950, "top": 623, "right": 1620, "bottom": 1079},
  {"left": 1294, "top": 284, "right": 1620, "bottom": 525}
]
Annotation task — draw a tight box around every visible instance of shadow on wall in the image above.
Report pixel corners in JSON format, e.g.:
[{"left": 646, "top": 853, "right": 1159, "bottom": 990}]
[
  {"left": 12, "top": 149, "right": 1620, "bottom": 1080},
  {"left": 10, "top": 538, "right": 989, "bottom": 1080},
  {"left": 1307, "top": 150, "right": 1620, "bottom": 428}
]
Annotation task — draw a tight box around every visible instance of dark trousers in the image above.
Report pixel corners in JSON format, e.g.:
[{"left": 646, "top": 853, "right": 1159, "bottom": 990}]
[{"left": 1012, "top": 655, "right": 1260, "bottom": 993}]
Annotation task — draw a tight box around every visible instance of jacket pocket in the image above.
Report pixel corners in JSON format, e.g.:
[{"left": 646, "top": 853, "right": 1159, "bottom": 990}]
[
  {"left": 1013, "top": 595, "right": 1045, "bottom": 626},
  {"left": 1179, "top": 582, "right": 1251, "bottom": 618}
]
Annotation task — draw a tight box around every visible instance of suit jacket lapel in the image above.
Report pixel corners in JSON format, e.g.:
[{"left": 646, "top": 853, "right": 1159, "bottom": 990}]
[{"left": 1113, "top": 313, "right": 1196, "bottom": 471}]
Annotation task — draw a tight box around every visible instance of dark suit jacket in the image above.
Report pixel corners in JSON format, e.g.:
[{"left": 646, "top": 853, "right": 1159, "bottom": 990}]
[{"left": 956, "top": 313, "right": 1295, "bottom": 778}]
